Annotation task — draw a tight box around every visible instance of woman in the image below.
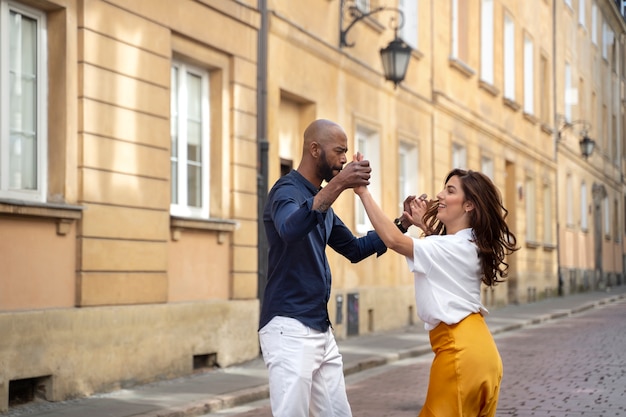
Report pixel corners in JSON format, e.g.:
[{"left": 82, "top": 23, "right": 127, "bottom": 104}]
[{"left": 355, "top": 168, "right": 518, "bottom": 417}]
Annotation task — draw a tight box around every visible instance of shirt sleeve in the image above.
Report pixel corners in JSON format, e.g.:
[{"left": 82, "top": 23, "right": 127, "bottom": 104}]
[
  {"left": 328, "top": 218, "right": 387, "bottom": 262},
  {"left": 269, "top": 186, "right": 324, "bottom": 243},
  {"left": 406, "top": 237, "right": 433, "bottom": 275}
]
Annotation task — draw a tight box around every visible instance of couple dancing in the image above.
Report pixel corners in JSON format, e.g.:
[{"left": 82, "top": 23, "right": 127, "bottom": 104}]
[{"left": 259, "top": 119, "right": 518, "bottom": 417}]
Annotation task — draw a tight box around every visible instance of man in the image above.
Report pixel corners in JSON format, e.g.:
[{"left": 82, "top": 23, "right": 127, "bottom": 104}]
[{"left": 259, "top": 119, "right": 387, "bottom": 417}]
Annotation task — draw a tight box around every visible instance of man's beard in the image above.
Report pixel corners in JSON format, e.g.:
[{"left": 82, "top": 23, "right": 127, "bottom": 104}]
[{"left": 318, "top": 149, "right": 338, "bottom": 183}]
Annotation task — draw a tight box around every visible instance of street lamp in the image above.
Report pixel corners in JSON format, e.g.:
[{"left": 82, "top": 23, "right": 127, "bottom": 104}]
[
  {"left": 339, "top": 1, "right": 412, "bottom": 88},
  {"left": 557, "top": 117, "right": 596, "bottom": 159}
]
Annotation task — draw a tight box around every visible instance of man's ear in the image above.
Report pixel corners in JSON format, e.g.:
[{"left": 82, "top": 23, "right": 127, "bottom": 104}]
[{"left": 310, "top": 141, "right": 320, "bottom": 158}]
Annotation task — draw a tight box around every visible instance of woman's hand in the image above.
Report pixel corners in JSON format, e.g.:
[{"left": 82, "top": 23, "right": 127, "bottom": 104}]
[{"left": 407, "top": 194, "right": 429, "bottom": 230}]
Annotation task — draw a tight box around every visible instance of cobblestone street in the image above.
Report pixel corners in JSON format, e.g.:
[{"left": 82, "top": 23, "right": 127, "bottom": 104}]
[{"left": 212, "top": 298, "right": 626, "bottom": 417}]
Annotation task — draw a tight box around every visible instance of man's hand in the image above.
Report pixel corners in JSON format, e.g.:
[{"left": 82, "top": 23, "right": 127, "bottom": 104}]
[{"left": 335, "top": 152, "right": 370, "bottom": 194}]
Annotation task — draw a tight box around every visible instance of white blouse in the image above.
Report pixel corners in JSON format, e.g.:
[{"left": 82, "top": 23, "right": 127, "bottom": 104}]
[{"left": 406, "top": 228, "right": 488, "bottom": 331}]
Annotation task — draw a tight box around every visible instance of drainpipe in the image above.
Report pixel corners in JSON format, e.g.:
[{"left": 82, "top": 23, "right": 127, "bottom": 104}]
[
  {"left": 257, "top": 0, "right": 269, "bottom": 304},
  {"left": 552, "top": 0, "right": 563, "bottom": 296}
]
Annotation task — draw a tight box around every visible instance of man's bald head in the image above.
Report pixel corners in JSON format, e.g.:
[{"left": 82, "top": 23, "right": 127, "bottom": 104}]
[{"left": 303, "top": 119, "right": 345, "bottom": 149}]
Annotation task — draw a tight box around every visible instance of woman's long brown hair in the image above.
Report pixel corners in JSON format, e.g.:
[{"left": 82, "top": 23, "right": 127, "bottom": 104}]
[{"left": 422, "top": 169, "right": 519, "bottom": 286}]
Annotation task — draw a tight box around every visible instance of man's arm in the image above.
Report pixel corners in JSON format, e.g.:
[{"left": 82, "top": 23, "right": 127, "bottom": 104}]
[{"left": 312, "top": 159, "right": 371, "bottom": 212}]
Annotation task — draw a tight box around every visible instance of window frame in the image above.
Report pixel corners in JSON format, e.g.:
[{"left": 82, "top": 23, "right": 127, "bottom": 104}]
[
  {"left": 523, "top": 34, "right": 534, "bottom": 115},
  {"left": 170, "top": 59, "right": 211, "bottom": 219},
  {"left": 399, "top": 0, "right": 418, "bottom": 50},
  {"left": 354, "top": 126, "right": 380, "bottom": 235},
  {"left": 480, "top": 0, "right": 494, "bottom": 85},
  {"left": 0, "top": 0, "right": 48, "bottom": 202},
  {"left": 503, "top": 13, "right": 515, "bottom": 101}
]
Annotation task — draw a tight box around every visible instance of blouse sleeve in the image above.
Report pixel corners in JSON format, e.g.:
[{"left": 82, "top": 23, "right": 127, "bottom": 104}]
[{"left": 405, "top": 236, "right": 434, "bottom": 275}]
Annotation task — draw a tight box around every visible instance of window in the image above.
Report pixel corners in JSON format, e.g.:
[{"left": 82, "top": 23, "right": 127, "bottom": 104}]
[
  {"left": 566, "top": 174, "right": 573, "bottom": 226},
  {"left": 591, "top": 2, "right": 598, "bottom": 45},
  {"left": 539, "top": 55, "right": 550, "bottom": 124},
  {"left": 602, "top": 22, "right": 613, "bottom": 60},
  {"left": 578, "top": 77, "right": 585, "bottom": 120},
  {"left": 398, "top": 141, "right": 418, "bottom": 218},
  {"left": 523, "top": 35, "right": 534, "bottom": 115},
  {"left": 481, "top": 156, "right": 494, "bottom": 180},
  {"left": 543, "top": 183, "right": 552, "bottom": 244},
  {"left": 580, "top": 182, "right": 588, "bottom": 230},
  {"left": 452, "top": 143, "right": 467, "bottom": 169},
  {"left": 355, "top": 126, "right": 380, "bottom": 234},
  {"left": 480, "top": 0, "right": 494, "bottom": 84},
  {"left": 503, "top": 14, "right": 515, "bottom": 100},
  {"left": 525, "top": 177, "right": 536, "bottom": 242},
  {"left": 399, "top": 0, "right": 418, "bottom": 50},
  {"left": 564, "top": 62, "right": 572, "bottom": 121},
  {"left": 613, "top": 198, "right": 619, "bottom": 242},
  {"left": 451, "top": 0, "right": 469, "bottom": 62},
  {"left": 170, "top": 60, "right": 210, "bottom": 218},
  {"left": 603, "top": 195, "right": 610, "bottom": 237},
  {"left": 579, "top": 0, "right": 586, "bottom": 27},
  {"left": 0, "top": 2, "right": 47, "bottom": 202}
]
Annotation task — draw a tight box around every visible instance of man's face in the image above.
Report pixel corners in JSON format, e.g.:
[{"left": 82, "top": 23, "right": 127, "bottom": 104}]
[{"left": 317, "top": 137, "right": 348, "bottom": 183}]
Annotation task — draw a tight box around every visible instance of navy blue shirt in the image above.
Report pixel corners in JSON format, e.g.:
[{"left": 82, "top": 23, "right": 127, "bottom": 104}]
[{"left": 259, "top": 170, "right": 387, "bottom": 332}]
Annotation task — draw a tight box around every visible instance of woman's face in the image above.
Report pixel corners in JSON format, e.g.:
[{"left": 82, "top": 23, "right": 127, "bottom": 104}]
[{"left": 435, "top": 175, "right": 471, "bottom": 230}]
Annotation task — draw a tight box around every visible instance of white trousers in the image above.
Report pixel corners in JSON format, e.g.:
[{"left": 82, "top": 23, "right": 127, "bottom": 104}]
[{"left": 259, "top": 316, "right": 352, "bottom": 417}]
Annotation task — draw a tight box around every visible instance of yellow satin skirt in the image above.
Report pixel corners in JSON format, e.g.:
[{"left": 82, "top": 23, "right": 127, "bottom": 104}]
[{"left": 419, "top": 313, "right": 503, "bottom": 417}]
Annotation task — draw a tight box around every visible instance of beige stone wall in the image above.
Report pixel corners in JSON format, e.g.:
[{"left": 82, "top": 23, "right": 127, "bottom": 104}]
[
  {"left": 0, "top": 0, "right": 261, "bottom": 411},
  {"left": 0, "top": 300, "right": 258, "bottom": 409},
  {"left": 0, "top": 217, "right": 77, "bottom": 309}
]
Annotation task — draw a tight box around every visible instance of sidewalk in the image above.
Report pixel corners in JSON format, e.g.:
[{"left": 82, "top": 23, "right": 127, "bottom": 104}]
[{"left": 5, "top": 286, "right": 626, "bottom": 417}]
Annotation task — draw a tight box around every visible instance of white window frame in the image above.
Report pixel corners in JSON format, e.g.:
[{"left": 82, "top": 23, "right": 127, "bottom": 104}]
[
  {"left": 399, "top": 0, "right": 418, "bottom": 50},
  {"left": 0, "top": 1, "right": 47, "bottom": 202},
  {"left": 480, "top": 0, "right": 494, "bottom": 85},
  {"left": 452, "top": 143, "right": 467, "bottom": 170},
  {"left": 580, "top": 181, "right": 588, "bottom": 230},
  {"left": 451, "top": 0, "right": 460, "bottom": 59},
  {"left": 525, "top": 177, "right": 536, "bottom": 242},
  {"left": 481, "top": 156, "right": 494, "bottom": 180},
  {"left": 566, "top": 174, "right": 573, "bottom": 226},
  {"left": 602, "top": 21, "right": 608, "bottom": 59},
  {"left": 603, "top": 195, "right": 610, "bottom": 236},
  {"left": 579, "top": 0, "right": 586, "bottom": 27},
  {"left": 504, "top": 14, "right": 515, "bottom": 100},
  {"left": 170, "top": 59, "right": 210, "bottom": 219},
  {"left": 523, "top": 35, "right": 534, "bottom": 115},
  {"left": 398, "top": 141, "right": 418, "bottom": 209},
  {"left": 355, "top": 126, "right": 380, "bottom": 235},
  {"left": 591, "top": 2, "right": 598, "bottom": 45},
  {"left": 564, "top": 62, "right": 572, "bottom": 121},
  {"left": 543, "top": 183, "right": 553, "bottom": 244}
]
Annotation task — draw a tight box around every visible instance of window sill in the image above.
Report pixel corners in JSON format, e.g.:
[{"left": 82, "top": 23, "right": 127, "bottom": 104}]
[
  {"left": 525, "top": 240, "right": 541, "bottom": 249},
  {"left": 448, "top": 57, "right": 475, "bottom": 78},
  {"left": 170, "top": 216, "right": 238, "bottom": 242},
  {"left": 478, "top": 80, "right": 499, "bottom": 96},
  {"left": 503, "top": 97, "right": 521, "bottom": 112},
  {"left": 523, "top": 112, "right": 539, "bottom": 125},
  {"left": 542, "top": 243, "right": 556, "bottom": 251},
  {"left": 540, "top": 123, "right": 554, "bottom": 135},
  {"left": 0, "top": 198, "right": 83, "bottom": 235}
]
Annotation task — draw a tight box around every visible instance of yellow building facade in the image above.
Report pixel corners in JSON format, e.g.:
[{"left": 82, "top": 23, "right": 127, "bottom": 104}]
[{"left": 0, "top": 0, "right": 623, "bottom": 411}]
